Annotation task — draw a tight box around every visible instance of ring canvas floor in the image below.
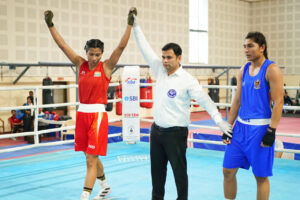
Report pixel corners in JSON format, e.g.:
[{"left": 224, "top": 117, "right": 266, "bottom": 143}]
[{"left": 0, "top": 142, "right": 299, "bottom": 200}]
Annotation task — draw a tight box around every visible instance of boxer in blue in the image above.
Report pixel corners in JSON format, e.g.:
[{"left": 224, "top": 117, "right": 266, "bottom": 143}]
[{"left": 222, "top": 32, "right": 284, "bottom": 200}]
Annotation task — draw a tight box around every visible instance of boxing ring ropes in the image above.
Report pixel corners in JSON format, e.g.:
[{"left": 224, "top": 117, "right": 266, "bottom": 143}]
[{"left": 0, "top": 83, "right": 300, "bottom": 156}]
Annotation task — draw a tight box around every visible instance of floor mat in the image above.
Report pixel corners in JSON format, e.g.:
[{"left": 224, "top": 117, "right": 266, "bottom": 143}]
[{"left": 0, "top": 142, "right": 299, "bottom": 200}]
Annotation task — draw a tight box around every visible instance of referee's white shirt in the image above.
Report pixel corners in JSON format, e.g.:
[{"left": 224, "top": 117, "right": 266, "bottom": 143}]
[{"left": 133, "top": 24, "right": 221, "bottom": 128}]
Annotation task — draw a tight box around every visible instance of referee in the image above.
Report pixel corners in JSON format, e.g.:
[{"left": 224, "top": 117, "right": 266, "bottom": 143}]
[{"left": 132, "top": 15, "right": 232, "bottom": 200}]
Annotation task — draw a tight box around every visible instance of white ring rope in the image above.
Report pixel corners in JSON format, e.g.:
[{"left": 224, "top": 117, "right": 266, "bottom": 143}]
[
  {"left": 0, "top": 83, "right": 299, "bottom": 155},
  {"left": 139, "top": 118, "right": 300, "bottom": 154},
  {"left": 0, "top": 118, "right": 122, "bottom": 139},
  {"left": 0, "top": 133, "right": 123, "bottom": 154},
  {"left": 140, "top": 118, "right": 300, "bottom": 137}
]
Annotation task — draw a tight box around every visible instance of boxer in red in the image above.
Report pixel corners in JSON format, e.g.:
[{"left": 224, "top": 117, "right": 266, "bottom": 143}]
[{"left": 44, "top": 7, "right": 137, "bottom": 200}]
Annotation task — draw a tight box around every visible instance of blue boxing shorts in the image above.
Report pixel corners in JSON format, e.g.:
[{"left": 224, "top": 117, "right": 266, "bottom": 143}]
[{"left": 223, "top": 120, "right": 274, "bottom": 177}]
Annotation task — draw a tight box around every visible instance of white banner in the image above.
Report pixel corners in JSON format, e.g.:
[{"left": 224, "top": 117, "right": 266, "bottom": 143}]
[{"left": 122, "top": 66, "right": 140, "bottom": 142}]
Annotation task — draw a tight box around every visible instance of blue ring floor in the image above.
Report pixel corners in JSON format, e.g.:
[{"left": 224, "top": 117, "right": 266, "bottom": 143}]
[{"left": 0, "top": 142, "right": 300, "bottom": 200}]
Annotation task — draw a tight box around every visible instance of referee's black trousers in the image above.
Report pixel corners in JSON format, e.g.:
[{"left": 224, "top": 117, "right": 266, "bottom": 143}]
[{"left": 150, "top": 123, "right": 188, "bottom": 200}]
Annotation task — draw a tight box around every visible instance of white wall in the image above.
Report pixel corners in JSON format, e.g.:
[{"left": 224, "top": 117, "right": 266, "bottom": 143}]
[
  {"left": 250, "top": 0, "right": 300, "bottom": 75},
  {"left": 209, "top": 0, "right": 251, "bottom": 66},
  {"left": 0, "top": 0, "right": 189, "bottom": 64}
]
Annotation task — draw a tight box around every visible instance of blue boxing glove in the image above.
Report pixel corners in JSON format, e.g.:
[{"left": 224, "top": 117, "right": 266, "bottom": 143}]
[{"left": 262, "top": 126, "right": 276, "bottom": 146}]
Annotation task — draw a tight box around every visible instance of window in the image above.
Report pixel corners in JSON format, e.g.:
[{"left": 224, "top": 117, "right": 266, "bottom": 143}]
[{"left": 189, "top": 0, "right": 208, "bottom": 64}]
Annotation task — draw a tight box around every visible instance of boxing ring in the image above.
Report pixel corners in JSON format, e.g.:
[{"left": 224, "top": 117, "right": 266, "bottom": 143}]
[
  {"left": 0, "top": 142, "right": 300, "bottom": 200},
  {"left": 1, "top": 72, "right": 300, "bottom": 199}
]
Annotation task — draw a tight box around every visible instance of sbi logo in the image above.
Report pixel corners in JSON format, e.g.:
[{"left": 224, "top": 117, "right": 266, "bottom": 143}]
[
  {"left": 124, "top": 96, "right": 138, "bottom": 101},
  {"left": 125, "top": 78, "right": 137, "bottom": 84}
]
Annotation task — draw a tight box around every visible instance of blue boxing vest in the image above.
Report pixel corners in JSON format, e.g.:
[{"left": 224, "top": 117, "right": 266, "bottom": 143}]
[{"left": 238, "top": 59, "right": 274, "bottom": 120}]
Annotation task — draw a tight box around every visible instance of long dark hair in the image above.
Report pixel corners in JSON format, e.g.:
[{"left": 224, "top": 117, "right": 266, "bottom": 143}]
[
  {"left": 84, "top": 39, "right": 104, "bottom": 53},
  {"left": 245, "top": 32, "right": 268, "bottom": 59}
]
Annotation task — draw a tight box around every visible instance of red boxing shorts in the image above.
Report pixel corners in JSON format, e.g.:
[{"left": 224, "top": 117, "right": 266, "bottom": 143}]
[{"left": 75, "top": 104, "right": 108, "bottom": 156}]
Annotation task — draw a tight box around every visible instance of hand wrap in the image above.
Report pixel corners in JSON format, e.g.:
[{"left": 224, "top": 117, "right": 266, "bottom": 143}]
[
  {"left": 128, "top": 8, "right": 137, "bottom": 26},
  {"left": 222, "top": 132, "right": 232, "bottom": 141},
  {"left": 217, "top": 120, "right": 233, "bottom": 141},
  {"left": 44, "top": 10, "right": 54, "bottom": 27},
  {"left": 262, "top": 126, "right": 276, "bottom": 146}
]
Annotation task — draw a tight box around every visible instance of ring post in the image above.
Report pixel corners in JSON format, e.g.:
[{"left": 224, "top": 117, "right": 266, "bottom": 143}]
[{"left": 122, "top": 66, "right": 140, "bottom": 144}]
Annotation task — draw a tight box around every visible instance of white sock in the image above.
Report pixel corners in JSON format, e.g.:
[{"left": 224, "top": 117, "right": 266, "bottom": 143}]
[
  {"left": 99, "top": 179, "right": 109, "bottom": 188},
  {"left": 82, "top": 191, "right": 90, "bottom": 195},
  {"left": 80, "top": 191, "right": 90, "bottom": 198},
  {"left": 225, "top": 198, "right": 235, "bottom": 200}
]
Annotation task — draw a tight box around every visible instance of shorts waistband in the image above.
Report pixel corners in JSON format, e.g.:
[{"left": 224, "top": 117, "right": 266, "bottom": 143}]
[
  {"left": 153, "top": 123, "right": 187, "bottom": 132},
  {"left": 78, "top": 104, "right": 105, "bottom": 113},
  {"left": 237, "top": 116, "right": 271, "bottom": 126}
]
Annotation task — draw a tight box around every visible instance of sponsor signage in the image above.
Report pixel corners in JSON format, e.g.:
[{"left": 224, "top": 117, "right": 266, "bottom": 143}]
[
  {"left": 122, "top": 66, "right": 140, "bottom": 142},
  {"left": 125, "top": 77, "right": 137, "bottom": 84},
  {"left": 124, "top": 96, "right": 138, "bottom": 101}
]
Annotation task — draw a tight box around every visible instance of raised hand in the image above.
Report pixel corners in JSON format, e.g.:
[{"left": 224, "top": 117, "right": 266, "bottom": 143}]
[
  {"left": 44, "top": 10, "right": 54, "bottom": 27},
  {"left": 128, "top": 7, "right": 137, "bottom": 26}
]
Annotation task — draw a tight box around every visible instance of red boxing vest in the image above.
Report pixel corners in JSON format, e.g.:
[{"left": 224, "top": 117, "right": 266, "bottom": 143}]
[{"left": 78, "top": 61, "right": 111, "bottom": 104}]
